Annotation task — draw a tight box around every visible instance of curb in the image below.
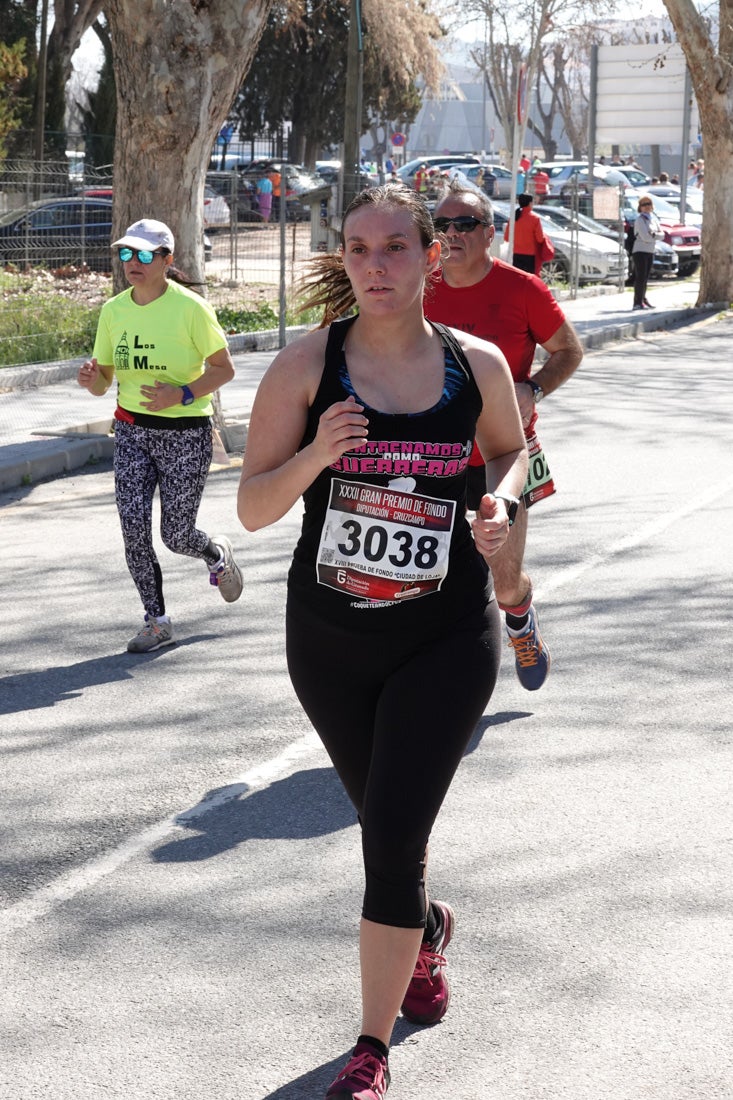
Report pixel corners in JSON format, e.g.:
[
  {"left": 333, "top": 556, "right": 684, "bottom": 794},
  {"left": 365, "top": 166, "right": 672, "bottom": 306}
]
[
  {"left": 576, "top": 303, "right": 726, "bottom": 351},
  {"left": 0, "top": 433, "right": 115, "bottom": 493}
]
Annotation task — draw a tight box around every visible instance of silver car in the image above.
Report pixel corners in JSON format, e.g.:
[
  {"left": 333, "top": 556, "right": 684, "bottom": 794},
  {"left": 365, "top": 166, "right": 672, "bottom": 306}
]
[{"left": 492, "top": 200, "right": 628, "bottom": 285}]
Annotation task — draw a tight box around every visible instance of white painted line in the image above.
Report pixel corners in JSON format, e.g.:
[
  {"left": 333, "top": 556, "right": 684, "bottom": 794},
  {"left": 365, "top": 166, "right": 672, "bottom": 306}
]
[{"left": 535, "top": 480, "right": 733, "bottom": 601}]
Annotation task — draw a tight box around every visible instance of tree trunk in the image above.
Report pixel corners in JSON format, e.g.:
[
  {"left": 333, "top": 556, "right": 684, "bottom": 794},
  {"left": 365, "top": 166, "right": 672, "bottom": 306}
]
[
  {"left": 106, "top": 0, "right": 271, "bottom": 289},
  {"left": 663, "top": 0, "right": 733, "bottom": 305}
]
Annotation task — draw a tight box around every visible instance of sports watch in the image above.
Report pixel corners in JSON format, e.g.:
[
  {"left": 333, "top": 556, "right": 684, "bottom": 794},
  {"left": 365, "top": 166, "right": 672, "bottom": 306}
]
[
  {"left": 527, "top": 378, "right": 545, "bottom": 403},
  {"left": 494, "top": 493, "right": 521, "bottom": 527},
  {"left": 180, "top": 385, "right": 195, "bottom": 406}
]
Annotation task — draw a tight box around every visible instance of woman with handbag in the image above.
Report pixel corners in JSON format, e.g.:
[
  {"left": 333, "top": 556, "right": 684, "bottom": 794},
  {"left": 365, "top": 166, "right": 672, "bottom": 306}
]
[{"left": 504, "top": 192, "right": 554, "bottom": 275}]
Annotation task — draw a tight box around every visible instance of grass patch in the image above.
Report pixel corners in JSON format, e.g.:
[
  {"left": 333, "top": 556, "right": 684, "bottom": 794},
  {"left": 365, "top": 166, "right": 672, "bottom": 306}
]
[
  {"left": 0, "top": 293, "right": 103, "bottom": 367},
  {"left": 215, "top": 303, "right": 279, "bottom": 333}
]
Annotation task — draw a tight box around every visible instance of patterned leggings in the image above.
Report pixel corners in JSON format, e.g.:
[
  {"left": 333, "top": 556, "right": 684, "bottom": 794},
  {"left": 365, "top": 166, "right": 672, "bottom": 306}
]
[{"left": 113, "top": 419, "right": 214, "bottom": 617}]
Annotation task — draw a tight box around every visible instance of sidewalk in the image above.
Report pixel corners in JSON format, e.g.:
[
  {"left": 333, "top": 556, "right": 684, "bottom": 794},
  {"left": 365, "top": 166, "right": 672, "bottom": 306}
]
[{"left": 0, "top": 277, "right": 723, "bottom": 493}]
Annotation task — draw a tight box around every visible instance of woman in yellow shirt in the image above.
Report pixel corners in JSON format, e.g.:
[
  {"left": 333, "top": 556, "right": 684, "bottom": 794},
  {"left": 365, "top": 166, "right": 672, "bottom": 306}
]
[{"left": 77, "top": 218, "right": 243, "bottom": 653}]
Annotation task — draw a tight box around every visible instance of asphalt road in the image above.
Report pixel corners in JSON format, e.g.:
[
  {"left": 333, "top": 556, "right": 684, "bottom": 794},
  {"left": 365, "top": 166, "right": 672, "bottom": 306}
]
[{"left": 1, "top": 317, "right": 732, "bottom": 1100}]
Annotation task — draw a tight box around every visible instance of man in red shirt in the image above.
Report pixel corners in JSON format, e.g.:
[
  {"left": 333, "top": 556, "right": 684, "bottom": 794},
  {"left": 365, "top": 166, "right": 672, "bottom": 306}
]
[{"left": 424, "top": 181, "right": 583, "bottom": 690}]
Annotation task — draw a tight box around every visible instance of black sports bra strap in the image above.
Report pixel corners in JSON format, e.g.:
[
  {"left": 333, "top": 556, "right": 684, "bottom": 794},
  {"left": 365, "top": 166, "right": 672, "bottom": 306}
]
[
  {"left": 428, "top": 321, "right": 473, "bottom": 382},
  {"left": 325, "top": 315, "right": 357, "bottom": 360}
]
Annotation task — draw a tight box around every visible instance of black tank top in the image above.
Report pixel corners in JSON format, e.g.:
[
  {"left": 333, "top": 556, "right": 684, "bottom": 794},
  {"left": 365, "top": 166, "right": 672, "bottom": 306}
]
[{"left": 287, "top": 316, "right": 492, "bottom": 630}]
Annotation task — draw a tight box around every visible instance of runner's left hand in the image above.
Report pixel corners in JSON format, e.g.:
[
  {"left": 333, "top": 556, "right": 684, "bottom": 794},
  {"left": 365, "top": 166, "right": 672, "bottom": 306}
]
[{"left": 140, "top": 381, "right": 181, "bottom": 411}]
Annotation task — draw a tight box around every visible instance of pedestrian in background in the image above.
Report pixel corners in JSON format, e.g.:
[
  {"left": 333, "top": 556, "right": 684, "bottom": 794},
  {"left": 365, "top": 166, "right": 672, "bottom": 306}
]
[
  {"left": 632, "top": 196, "right": 664, "bottom": 311},
  {"left": 77, "top": 218, "right": 243, "bottom": 653},
  {"left": 426, "top": 180, "right": 583, "bottom": 691},
  {"left": 256, "top": 170, "right": 273, "bottom": 225},
  {"left": 504, "top": 193, "right": 553, "bottom": 275},
  {"left": 414, "top": 162, "right": 429, "bottom": 195},
  {"left": 237, "top": 185, "right": 527, "bottom": 1100},
  {"left": 268, "top": 165, "right": 282, "bottom": 221}
]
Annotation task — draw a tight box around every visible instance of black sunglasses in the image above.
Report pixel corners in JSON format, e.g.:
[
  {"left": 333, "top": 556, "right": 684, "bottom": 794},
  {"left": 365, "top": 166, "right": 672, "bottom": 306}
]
[
  {"left": 117, "top": 247, "right": 168, "bottom": 264},
  {"left": 433, "top": 216, "right": 488, "bottom": 234}
]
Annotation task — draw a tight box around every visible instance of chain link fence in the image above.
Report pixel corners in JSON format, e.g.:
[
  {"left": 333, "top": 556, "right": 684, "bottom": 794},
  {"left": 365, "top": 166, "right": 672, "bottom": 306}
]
[{"left": 0, "top": 160, "right": 340, "bottom": 369}]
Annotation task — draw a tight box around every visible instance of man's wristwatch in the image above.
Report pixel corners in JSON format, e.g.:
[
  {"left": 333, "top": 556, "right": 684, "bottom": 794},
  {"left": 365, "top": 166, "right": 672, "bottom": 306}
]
[
  {"left": 527, "top": 378, "right": 545, "bottom": 403},
  {"left": 494, "top": 493, "right": 521, "bottom": 527},
  {"left": 180, "top": 385, "right": 195, "bottom": 406}
]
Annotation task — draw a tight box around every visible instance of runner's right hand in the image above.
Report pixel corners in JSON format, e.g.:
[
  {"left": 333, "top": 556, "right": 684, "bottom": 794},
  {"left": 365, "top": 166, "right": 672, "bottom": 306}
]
[
  {"left": 313, "top": 396, "right": 369, "bottom": 465},
  {"left": 78, "top": 358, "right": 100, "bottom": 389}
]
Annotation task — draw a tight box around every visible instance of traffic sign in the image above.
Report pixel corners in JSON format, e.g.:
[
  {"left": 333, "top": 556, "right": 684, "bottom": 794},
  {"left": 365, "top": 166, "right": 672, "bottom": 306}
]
[{"left": 391, "top": 132, "right": 405, "bottom": 147}]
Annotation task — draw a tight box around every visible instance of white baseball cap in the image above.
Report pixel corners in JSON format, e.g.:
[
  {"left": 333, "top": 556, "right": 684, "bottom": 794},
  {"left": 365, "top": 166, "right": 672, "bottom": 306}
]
[{"left": 113, "top": 218, "right": 175, "bottom": 252}]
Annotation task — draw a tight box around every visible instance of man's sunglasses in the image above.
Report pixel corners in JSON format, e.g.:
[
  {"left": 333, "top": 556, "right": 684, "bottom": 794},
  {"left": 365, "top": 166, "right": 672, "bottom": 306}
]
[
  {"left": 117, "top": 247, "right": 168, "bottom": 263},
  {"left": 433, "top": 216, "right": 488, "bottom": 234}
]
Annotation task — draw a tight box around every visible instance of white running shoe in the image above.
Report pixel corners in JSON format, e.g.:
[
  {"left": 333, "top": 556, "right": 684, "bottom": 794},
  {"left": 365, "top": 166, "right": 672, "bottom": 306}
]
[{"left": 208, "top": 535, "right": 243, "bottom": 603}]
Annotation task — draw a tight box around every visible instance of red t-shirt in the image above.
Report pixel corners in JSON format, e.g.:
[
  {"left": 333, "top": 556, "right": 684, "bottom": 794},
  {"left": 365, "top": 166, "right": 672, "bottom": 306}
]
[{"left": 424, "top": 258, "right": 566, "bottom": 464}]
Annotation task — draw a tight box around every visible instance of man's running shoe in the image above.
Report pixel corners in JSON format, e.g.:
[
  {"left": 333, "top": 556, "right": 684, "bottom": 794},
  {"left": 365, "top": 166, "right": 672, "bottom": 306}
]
[
  {"left": 208, "top": 535, "right": 243, "bottom": 603},
  {"left": 506, "top": 604, "right": 550, "bottom": 691},
  {"left": 325, "top": 1043, "right": 390, "bottom": 1099},
  {"left": 401, "top": 900, "right": 454, "bottom": 1025},
  {"left": 127, "top": 615, "right": 175, "bottom": 653}
]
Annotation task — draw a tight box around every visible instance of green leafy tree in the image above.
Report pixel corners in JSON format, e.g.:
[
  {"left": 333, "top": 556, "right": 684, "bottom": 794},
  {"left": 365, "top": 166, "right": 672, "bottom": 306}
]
[
  {"left": 0, "top": 0, "right": 35, "bottom": 155},
  {"left": 0, "top": 38, "right": 28, "bottom": 165},
  {"left": 231, "top": 0, "right": 441, "bottom": 165}
]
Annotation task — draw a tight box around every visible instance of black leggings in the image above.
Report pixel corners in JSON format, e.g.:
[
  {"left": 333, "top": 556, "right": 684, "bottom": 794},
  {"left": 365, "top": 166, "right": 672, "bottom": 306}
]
[
  {"left": 286, "top": 598, "right": 502, "bottom": 928},
  {"left": 114, "top": 419, "right": 214, "bottom": 617}
]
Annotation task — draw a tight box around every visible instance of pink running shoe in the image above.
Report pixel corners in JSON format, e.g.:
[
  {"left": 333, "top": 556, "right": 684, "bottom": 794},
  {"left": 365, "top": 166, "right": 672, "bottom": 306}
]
[
  {"left": 401, "top": 900, "right": 455, "bottom": 1025},
  {"left": 325, "top": 1043, "right": 390, "bottom": 1099}
]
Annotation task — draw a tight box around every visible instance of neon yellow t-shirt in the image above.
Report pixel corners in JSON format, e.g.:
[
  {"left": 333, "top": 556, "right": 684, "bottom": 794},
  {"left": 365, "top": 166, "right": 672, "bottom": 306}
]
[{"left": 92, "top": 280, "right": 227, "bottom": 418}]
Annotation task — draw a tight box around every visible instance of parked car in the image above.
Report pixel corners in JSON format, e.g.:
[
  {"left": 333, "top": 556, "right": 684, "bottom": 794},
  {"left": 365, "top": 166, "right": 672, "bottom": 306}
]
[
  {"left": 646, "top": 185, "right": 703, "bottom": 226},
  {"left": 0, "top": 197, "right": 115, "bottom": 271},
  {"left": 492, "top": 200, "right": 628, "bottom": 285},
  {"left": 442, "top": 162, "right": 513, "bottom": 199},
  {"left": 478, "top": 164, "right": 514, "bottom": 198},
  {"left": 315, "top": 161, "right": 373, "bottom": 190},
  {"left": 612, "top": 165, "right": 652, "bottom": 189},
  {"left": 538, "top": 202, "right": 677, "bottom": 283},
  {"left": 396, "top": 153, "right": 481, "bottom": 187},
  {"left": 206, "top": 170, "right": 259, "bottom": 222},
  {"left": 203, "top": 185, "right": 231, "bottom": 230}
]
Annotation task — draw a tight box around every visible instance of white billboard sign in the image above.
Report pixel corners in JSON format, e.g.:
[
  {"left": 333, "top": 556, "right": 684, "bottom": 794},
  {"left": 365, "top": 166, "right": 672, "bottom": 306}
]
[{"left": 596, "top": 43, "right": 692, "bottom": 145}]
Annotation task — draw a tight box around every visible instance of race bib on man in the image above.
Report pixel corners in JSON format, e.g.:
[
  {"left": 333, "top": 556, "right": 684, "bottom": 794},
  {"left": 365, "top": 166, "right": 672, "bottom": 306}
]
[
  {"left": 523, "top": 428, "right": 556, "bottom": 506},
  {"left": 316, "top": 479, "right": 456, "bottom": 602}
]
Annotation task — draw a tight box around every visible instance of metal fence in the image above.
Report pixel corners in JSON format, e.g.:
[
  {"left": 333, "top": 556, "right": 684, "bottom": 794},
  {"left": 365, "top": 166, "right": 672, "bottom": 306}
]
[{"left": 0, "top": 160, "right": 340, "bottom": 368}]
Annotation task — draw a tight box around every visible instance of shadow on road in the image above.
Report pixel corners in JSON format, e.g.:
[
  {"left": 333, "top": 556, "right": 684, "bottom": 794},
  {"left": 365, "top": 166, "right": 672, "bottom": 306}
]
[
  {"left": 151, "top": 709, "right": 532, "bottom": 863},
  {"left": 152, "top": 766, "right": 356, "bottom": 861},
  {"left": 0, "top": 638, "right": 213, "bottom": 720}
]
